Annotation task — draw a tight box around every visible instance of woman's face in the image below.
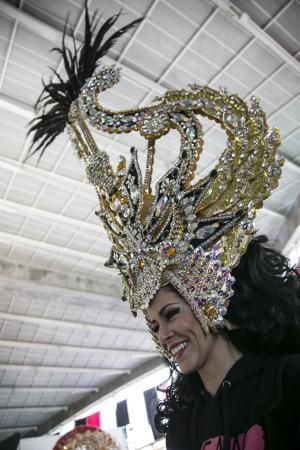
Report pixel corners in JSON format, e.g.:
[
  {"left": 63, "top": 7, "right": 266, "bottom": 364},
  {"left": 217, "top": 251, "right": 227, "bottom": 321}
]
[{"left": 147, "top": 286, "right": 218, "bottom": 375}]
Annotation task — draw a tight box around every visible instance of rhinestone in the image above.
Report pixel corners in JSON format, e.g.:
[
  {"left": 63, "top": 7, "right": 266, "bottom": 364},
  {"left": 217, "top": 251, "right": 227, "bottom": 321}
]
[
  {"left": 172, "top": 112, "right": 188, "bottom": 122},
  {"left": 122, "top": 206, "right": 130, "bottom": 218},
  {"left": 219, "top": 307, "right": 227, "bottom": 316},
  {"left": 105, "top": 116, "right": 115, "bottom": 126},
  {"left": 179, "top": 99, "right": 194, "bottom": 108},
  {"left": 130, "top": 185, "right": 139, "bottom": 204},
  {"left": 188, "top": 222, "right": 198, "bottom": 231},
  {"left": 121, "top": 115, "right": 135, "bottom": 123},
  {"left": 204, "top": 100, "right": 216, "bottom": 111},
  {"left": 186, "top": 126, "right": 196, "bottom": 142},
  {"left": 155, "top": 195, "right": 169, "bottom": 216},
  {"left": 212, "top": 240, "right": 224, "bottom": 258},
  {"left": 225, "top": 112, "right": 239, "bottom": 127},
  {"left": 166, "top": 247, "right": 177, "bottom": 258},
  {"left": 196, "top": 223, "right": 219, "bottom": 240}
]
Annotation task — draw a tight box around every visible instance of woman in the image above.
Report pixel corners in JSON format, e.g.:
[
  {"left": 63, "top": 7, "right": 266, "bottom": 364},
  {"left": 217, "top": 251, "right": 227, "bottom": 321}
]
[
  {"left": 148, "top": 235, "right": 300, "bottom": 450},
  {"left": 27, "top": 5, "right": 298, "bottom": 449}
]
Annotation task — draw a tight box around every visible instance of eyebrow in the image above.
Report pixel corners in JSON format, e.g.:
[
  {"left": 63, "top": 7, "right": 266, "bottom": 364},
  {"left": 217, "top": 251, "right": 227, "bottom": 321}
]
[{"left": 159, "top": 302, "right": 179, "bottom": 316}]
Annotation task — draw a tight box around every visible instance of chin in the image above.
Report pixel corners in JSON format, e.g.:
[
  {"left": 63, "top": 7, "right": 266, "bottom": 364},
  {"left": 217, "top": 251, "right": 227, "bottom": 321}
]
[{"left": 177, "top": 362, "right": 197, "bottom": 375}]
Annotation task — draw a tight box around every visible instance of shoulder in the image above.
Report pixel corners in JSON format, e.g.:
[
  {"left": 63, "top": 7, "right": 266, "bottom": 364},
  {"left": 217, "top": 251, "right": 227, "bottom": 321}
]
[
  {"left": 265, "top": 354, "right": 300, "bottom": 407},
  {"left": 256, "top": 354, "right": 300, "bottom": 398},
  {"left": 262, "top": 353, "right": 300, "bottom": 376},
  {"left": 280, "top": 354, "right": 300, "bottom": 390},
  {"left": 252, "top": 354, "right": 300, "bottom": 424},
  {"left": 271, "top": 353, "right": 300, "bottom": 380},
  {"left": 279, "top": 355, "right": 300, "bottom": 420}
]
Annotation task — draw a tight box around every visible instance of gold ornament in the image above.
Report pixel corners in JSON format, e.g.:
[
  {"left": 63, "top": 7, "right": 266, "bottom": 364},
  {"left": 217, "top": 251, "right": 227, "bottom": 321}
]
[
  {"left": 65, "top": 65, "right": 283, "bottom": 330},
  {"left": 53, "top": 426, "right": 119, "bottom": 450}
]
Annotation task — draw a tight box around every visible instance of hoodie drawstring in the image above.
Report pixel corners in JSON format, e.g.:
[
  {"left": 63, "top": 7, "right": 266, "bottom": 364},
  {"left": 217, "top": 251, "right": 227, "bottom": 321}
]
[{"left": 221, "top": 380, "right": 231, "bottom": 450}]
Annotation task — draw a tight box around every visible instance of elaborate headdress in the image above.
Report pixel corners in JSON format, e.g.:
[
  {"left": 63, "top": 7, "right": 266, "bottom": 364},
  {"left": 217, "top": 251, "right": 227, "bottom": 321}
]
[
  {"left": 28, "top": 5, "right": 283, "bottom": 336},
  {"left": 53, "top": 426, "right": 119, "bottom": 450}
]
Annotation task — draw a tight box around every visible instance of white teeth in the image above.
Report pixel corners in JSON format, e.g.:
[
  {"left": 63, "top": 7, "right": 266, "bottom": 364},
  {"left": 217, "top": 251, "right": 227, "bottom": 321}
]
[{"left": 170, "top": 341, "right": 188, "bottom": 356}]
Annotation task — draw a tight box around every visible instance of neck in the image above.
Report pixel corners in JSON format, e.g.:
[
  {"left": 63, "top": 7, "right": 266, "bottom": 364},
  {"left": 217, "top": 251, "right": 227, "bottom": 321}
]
[{"left": 197, "top": 334, "right": 243, "bottom": 396}]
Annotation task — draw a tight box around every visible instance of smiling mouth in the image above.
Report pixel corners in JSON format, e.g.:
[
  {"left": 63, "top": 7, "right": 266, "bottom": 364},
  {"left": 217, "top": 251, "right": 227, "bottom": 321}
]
[{"left": 170, "top": 341, "right": 189, "bottom": 358}]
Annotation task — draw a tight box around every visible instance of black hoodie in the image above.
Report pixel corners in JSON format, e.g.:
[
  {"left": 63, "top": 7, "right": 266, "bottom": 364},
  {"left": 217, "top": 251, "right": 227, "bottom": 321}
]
[{"left": 166, "top": 353, "right": 300, "bottom": 450}]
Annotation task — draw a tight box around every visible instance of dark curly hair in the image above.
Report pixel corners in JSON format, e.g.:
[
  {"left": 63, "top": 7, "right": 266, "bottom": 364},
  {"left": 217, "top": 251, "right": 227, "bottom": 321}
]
[{"left": 155, "top": 235, "right": 300, "bottom": 433}]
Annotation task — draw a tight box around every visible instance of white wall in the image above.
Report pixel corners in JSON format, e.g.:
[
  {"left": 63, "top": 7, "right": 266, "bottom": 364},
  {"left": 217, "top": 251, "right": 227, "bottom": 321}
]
[{"left": 20, "top": 435, "right": 58, "bottom": 450}]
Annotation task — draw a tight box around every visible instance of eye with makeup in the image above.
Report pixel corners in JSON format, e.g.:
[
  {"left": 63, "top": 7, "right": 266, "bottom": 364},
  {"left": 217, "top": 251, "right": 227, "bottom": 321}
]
[
  {"left": 164, "top": 306, "right": 180, "bottom": 321},
  {"left": 149, "top": 322, "right": 159, "bottom": 334},
  {"left": 149, "top": 306, "right": 180, "bottom": 334}
]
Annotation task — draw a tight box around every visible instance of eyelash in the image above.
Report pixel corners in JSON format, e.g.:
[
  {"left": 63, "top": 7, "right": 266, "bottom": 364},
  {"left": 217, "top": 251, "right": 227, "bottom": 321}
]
[
  {"left": 150, "top": 307, "right": 180, "bottom": 334},
  {"left": 151, "top": 324, "right": 159, "bottom": 334},
  {"left": 165, "top": 308, "right": 180, "bottom": 320}
]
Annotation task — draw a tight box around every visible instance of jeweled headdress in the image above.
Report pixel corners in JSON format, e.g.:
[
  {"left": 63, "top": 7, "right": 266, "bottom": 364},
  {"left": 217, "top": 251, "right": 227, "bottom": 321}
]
[
  {"left": 53, "top": 426, "right": 119, "bottom": 450},
  {"left": 28, "top": 5, "right": 283, "bottom": 334}
]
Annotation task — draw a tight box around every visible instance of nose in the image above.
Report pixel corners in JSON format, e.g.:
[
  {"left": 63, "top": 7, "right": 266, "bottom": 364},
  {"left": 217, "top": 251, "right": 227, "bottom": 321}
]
[{"left": 158, "top": 321, "right": 173, "bottom": 347}]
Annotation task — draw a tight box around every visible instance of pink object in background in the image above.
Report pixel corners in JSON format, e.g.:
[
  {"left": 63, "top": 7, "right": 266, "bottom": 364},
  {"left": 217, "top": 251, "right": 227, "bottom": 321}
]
[{"left": 87, "top": 411, "right": 101, "bottom": 429}]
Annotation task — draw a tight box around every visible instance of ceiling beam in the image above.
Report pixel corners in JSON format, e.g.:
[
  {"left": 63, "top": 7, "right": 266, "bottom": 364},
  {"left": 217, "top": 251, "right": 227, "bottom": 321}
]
[
  {"left": 257, "top": 208, "right": 284, "bottom": 221},
  {"left": 0, "top": 0, "right": 165, "bottom": 95},
  {"left": 207, "top": 0, "right": 295, "bottom": 94},
  {"left": 0, "top": 312, "right": 147, "bottom": 339},
  {"left": 0, "top": 94, "right": 34, "bottom": 120},
  {"left": 138, "top": 6, "right": 219, "bottom": 106},
  {"left": 210, "top": 0, "right": 300, "bottom": 74},
  {"left": 1, "top": 1, "right": 297, "bottom": 176},
  {"left": 0, "top": 364, "right": 130, "bottom": 375},
  {"left": 278, "top": 193, "right": 300, "bottom": 253},
  {"left": 0, "top": 230, "right": 109, "bottom": 266},
  {"left": 0, "top": 259, "right": 125, "bottom": 309},
  {"left": 118, "top": 0, "right": 160, "bottom": 64},
  {"left": 0, "top": 156, "right": 92, "bottom": 194},
  {"left": 0, "top": 2, "right": 19, "bottom": 91},
  {"left": 0, "top": 406, "right": 68, "bottom": 413},
  {"left": 0, "top": 339, "right": 156, "bottom": 358},
  {"left": 159, "top": 7, "right": 219, "bottom": 84},
  {"left": 0, "top": 198, "right": 104, "bottom": 235},
  {"left": 0, "top": 1, "right": 63, "bottom": 44},
  {"left": 0, "top": 426, "right": 37, "bottom": 433},
  {"left": 35, "top": 356, "right": 162, "bottom": 436},
  {"left": 0, "top": 386, "right": 98, "bottom": 393}
]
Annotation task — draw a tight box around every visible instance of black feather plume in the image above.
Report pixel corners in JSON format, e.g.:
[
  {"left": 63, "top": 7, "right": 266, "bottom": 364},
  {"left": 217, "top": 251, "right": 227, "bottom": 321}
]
[{"left": 27, "top": 2, "right": 142, "bottom": 160}]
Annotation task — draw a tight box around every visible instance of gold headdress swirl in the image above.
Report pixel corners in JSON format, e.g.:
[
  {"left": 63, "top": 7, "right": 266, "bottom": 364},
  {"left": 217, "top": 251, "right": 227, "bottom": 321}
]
[{"left": 66, "top": 66, "right": 283, "bottom": 330}]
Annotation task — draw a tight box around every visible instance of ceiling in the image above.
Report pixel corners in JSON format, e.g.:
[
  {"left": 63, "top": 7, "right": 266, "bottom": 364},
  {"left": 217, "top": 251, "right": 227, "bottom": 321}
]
[{"left": 0, "top": 0, "right": 299, "bottom": 441}]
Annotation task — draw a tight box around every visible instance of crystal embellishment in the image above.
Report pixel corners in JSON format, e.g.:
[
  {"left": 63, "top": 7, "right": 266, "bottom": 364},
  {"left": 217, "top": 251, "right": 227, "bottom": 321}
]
[
  {"left": 65, "top": 65, "right": 283, "bottom": 334},
  {"left": 196, "top": 223, "right": 219, "bottom": 240}
]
